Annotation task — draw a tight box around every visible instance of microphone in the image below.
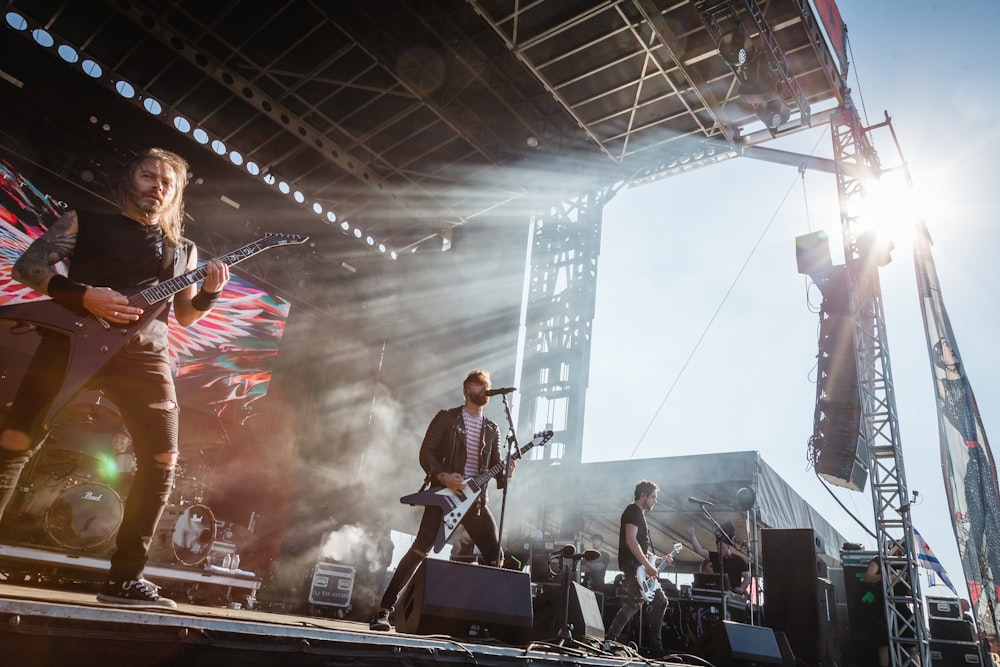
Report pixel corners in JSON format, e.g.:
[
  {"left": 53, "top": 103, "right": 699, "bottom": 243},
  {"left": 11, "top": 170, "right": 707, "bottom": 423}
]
[
  {"left": 484, "top": 387, "right": 517, "bottom": 396},
  {"left": 688, "top": 496, "right": 714, "bottom": 506},
  {"left": 551, "top": 544, "right": 576, "bottom": 558}
]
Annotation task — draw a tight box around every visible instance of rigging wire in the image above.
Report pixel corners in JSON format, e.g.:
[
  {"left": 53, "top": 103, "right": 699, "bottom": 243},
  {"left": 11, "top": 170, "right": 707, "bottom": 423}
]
[
  {"left": 628, "top": 128, "right": 830, "bottom": 460},
  {"left": 845, "top": 28, "right": 871, "bottom": 126}
]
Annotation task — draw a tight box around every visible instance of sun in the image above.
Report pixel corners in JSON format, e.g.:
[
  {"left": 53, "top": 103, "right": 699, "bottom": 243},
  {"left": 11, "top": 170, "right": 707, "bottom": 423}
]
[{"left": 850, "top": 167, "right": 948, "bottom": 260}]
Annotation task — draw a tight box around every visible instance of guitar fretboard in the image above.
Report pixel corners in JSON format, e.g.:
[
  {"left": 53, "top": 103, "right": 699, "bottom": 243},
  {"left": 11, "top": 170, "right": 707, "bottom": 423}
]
[
  {"left": 136, "top": 234, "right": 306, "bottom": 306},
  {"left": 468, "top": 431, "right": 553, "bottom": 492}
]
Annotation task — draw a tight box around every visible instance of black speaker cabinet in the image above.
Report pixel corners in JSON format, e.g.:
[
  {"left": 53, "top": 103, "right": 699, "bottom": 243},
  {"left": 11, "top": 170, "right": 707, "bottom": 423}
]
[
  {"left": 531, "top": 581, "right": 605, "bottom": 641},
  {"left": 395, "top": 559, "right": 533, "bottom": 645},
  {"left": 930, "top": 640, "right": 983, "bottom": 665},
  {"left": 763, "top": 528, "right": 841, "bottom": 666},
  {"left": 762, "top": 528, "right": 827, "bottom": 579},
  {"left": 696, "top": 621, "right": 783, "bottom": 666}
]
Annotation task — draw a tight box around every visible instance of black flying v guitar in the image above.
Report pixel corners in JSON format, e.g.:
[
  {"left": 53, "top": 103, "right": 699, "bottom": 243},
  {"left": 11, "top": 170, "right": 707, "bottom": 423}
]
[
  {"left": 0, "top": 232, "right": 308, "bottom": 429},
  {"left": 400, "top": 429, "right": 554, "bottom": 553}
]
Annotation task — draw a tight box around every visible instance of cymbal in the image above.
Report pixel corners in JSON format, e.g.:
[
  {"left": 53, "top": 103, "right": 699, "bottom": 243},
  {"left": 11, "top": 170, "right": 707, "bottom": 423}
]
[
  {"left": 178, "top": 440, "right": 225, "bottom": 457},
  {"left": 54, "top": 401, "right": 123, "bottom": 433}
]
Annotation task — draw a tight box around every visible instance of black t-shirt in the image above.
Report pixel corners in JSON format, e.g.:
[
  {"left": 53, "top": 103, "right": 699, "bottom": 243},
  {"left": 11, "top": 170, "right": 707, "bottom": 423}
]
[
  {"left": 617, "top": 503, "right": 649, "bottom": 578},
  {"left": 708, "top": 551, "right": 749, "bottom": 591}
]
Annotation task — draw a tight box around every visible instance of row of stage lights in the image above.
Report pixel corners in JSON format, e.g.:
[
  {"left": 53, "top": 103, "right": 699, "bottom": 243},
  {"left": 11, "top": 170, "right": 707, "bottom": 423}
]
[{"left": 4, "top": 10, "right": 398, "bottom": 261}]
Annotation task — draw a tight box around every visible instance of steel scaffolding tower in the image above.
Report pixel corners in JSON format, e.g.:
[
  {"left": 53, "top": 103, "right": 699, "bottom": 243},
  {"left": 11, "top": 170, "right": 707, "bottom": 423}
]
[
  {"left": 516, "top": 187, "right": 619, "bottom": 470},
  {"left": 832, "top": 103, "right": 930, "bottom": 667}
]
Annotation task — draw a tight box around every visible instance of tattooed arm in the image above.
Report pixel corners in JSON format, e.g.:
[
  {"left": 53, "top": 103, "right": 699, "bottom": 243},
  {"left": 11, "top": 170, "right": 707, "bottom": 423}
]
[
  {"left": 11, "top": 210, "right": 79, "bottom": 292},
  {"left": 11, "top": 210, "right": 137, "bottom": 322}
]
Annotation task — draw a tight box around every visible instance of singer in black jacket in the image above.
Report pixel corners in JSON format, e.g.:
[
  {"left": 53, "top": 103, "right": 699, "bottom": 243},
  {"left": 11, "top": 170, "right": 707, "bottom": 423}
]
[{"left": 369, "top": 369, "right": 514, "bottom": 632}]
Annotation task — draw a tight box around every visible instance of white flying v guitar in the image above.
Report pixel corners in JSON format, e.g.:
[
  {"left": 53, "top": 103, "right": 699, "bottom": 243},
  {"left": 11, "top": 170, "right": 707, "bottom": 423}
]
[
  {"left": 638, "top": 542, "right": 683, "bottom": 602},
  {"left": 399, "top": 429, "right": 554, "bottom": 553},
  {"left": 0, "top": 232, "right": 308, "bottom": 429}
]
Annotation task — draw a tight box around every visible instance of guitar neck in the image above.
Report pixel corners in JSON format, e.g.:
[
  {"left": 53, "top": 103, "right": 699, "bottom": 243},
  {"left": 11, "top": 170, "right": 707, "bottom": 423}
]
[
  {"left": 469, "top": 431, "right": 552, "bottom": 490},
  {"left": 136, "top": 236, "right": 296, "bottom": 306},
  {"left": 470, "top": 444, "right": 529, "bottom": 490}
]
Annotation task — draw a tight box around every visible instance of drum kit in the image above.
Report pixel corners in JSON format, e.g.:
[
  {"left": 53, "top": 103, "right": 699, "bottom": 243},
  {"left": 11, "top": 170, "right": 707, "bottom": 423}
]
[{"left": 2, "top": 393, "right": 222, "bottom": 568}]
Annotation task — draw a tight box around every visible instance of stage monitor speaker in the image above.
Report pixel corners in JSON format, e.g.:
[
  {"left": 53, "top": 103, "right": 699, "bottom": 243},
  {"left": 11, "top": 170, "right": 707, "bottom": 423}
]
[
  {"left": 395, "top": 559, "right": 533, "bottom": 645},
  {"left": 773, "top": 631, "right": 798, "bottom": 667},
  {"left": 695, "top": 621, "right": 783, "bottom": 666},
  {"left": 531, "top": 581, "right": 605, "bottom": 641}
]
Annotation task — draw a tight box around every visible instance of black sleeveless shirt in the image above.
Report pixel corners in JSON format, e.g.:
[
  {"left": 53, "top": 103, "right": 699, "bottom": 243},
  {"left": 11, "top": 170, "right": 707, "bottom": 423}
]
[{"left": 67, "top": 211, "right": 192, "bottom": 346}]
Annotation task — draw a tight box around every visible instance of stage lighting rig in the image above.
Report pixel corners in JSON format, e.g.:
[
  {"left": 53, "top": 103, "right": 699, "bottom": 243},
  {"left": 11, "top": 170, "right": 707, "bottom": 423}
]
[{"left": 718, "top": 29, "right": 791, "bottom": 131}]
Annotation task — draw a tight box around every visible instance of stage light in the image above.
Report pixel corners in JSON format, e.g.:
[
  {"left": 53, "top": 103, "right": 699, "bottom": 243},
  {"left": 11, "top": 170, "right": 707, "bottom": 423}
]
[
  {"left": 758, "top": 98, "right": 790, "bottom": 130},
  {"left": 719, "top": 30, "right": 754, "bottom": 68}
]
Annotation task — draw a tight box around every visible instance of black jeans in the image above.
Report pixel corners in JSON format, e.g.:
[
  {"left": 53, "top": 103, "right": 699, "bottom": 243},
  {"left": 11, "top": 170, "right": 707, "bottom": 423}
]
[
  {"left": 0, "top": 331, "right": 178, "bottom": 580},
  {"left": 379, "top": 498, "right": 502, "bottom": 611},
  {"left": 607, "top": 576, "right": 668, "bottom": 647}
]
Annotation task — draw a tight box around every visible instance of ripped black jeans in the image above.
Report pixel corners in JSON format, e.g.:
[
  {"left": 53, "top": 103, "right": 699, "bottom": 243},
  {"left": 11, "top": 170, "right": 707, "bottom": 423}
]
[{"left": 0, "top": 331, "right": 178, "bottom": 580}]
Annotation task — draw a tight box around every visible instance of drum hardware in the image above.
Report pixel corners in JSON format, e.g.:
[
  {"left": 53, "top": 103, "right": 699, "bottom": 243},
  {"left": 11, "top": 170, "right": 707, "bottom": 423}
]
[
  {"left": 206, "top": 540, "right": 241, "bottom": 571},
  {"left": 53, "top": 397, "right": 123, "bottom": 434}
]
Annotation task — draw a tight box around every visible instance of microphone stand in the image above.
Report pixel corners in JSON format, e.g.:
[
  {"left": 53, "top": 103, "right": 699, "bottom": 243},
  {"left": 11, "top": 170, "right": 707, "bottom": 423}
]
[
  {"left": 697, "top": 505, "right": 739, "bottom": 621},
  {"left": 552, "top": 547, "right": 601, "bottom": 649},
  {"left": 494, "top": 391, "right": 518, "bottom": 553}
]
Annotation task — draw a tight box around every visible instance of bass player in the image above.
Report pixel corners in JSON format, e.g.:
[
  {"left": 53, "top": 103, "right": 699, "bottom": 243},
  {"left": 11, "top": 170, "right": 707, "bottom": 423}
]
[{"left": 605, "top": 479, "right": 673, "bottom": 657}]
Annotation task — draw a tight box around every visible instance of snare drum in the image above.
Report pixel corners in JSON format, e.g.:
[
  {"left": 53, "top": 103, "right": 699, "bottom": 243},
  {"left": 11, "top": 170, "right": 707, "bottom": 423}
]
[
  {"left": 44, "top": 482, "right": 123, "bottom": 551},
  {"left": 150, "top": 504, "right": 217, "bottom": 566}
]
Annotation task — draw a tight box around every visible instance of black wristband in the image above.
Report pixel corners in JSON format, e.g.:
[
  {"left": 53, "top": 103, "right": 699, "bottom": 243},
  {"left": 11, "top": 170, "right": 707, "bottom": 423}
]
[
  {"left": 191, "top": 289, "right": 221, "bottom": 312},
  {"left": 47, "top": 274, "right": 89, "bottom": 314}
]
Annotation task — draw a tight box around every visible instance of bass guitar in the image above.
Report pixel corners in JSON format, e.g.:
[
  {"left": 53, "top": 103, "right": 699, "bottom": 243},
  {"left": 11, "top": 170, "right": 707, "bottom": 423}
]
[
  {"left": 637, "top": 542, "right": 683, "bottom": 602},
  {"left": 0, "top": 232, "right": 308, "bottom": 429},
  {"left": 400, "top": 429, "right": 554, "bottom": 553}
]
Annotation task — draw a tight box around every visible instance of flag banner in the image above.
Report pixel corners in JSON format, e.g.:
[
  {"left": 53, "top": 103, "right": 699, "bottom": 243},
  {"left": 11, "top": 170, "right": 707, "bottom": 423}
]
[
  {"left": 912, "top": 528, "right": 957, "bottom": 595},
  {"left": 914, "top": 223, "right": 1000, "bottom": 638}
]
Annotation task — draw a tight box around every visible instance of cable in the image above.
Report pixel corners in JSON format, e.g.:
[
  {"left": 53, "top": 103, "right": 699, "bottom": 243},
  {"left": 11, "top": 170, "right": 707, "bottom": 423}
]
[
  {"left": 817, "top": 473, "right": 877, "bottom": 541},
  {"left": 628, "top": 136, "right": 822, "bottom": 460},
  {"left": 845, "top": 29, "right": 871, "bottom": 127}
]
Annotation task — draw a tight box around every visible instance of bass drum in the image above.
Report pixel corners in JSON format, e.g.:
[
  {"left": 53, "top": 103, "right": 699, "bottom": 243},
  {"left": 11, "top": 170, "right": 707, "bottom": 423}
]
[
  {"left": 150, "top": 504, "right": 216, "bottom": 566},
  {"left": 44, "top": 482, "right": 123, "bottom": 551}
]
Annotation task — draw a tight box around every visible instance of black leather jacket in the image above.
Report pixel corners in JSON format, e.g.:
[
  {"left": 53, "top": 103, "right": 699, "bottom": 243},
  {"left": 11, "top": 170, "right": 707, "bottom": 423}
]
[{"left": 419, "top": 406, "right": 505, "bottom": 497}]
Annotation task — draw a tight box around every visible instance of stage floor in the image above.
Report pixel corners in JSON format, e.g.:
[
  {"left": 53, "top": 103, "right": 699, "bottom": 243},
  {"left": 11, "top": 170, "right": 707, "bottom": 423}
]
[{"left": 0, "top": 550, "right": 700, "bottom": 667}]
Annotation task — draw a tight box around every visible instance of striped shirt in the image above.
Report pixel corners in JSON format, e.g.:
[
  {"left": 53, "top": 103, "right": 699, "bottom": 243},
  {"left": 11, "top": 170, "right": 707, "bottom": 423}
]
[{"left": 462, "top": 410, "right": 483, "bottom": 478}]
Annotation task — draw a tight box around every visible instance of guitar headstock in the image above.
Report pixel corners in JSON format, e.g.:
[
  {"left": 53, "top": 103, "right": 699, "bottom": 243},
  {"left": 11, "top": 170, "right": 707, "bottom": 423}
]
[
  {"left": 260, "top": 233, "right": 310, "bottom": 248},
  {"left": 534, "top": 429, "right": 555, "bottom": 444},
  {"left": 672, "top": 542, "right": 683, "bottom": 556}
]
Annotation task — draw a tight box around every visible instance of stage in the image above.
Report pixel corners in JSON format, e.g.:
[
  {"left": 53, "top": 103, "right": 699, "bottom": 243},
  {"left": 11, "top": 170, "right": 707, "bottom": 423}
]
[{"left": 0, "top": 574, "right": 707, "bottom": 667}]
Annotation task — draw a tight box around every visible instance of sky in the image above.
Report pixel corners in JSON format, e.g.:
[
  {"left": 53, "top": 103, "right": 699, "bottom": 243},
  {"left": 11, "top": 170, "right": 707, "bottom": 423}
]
[{"left": 582, "top": 0, "right": 1000, "bottom": 602}]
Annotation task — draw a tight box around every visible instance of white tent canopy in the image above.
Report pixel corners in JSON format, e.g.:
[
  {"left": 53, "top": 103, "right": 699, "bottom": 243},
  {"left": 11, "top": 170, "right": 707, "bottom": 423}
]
[{"left": 507, "top": 450, "right": 852, "bottom": 574}]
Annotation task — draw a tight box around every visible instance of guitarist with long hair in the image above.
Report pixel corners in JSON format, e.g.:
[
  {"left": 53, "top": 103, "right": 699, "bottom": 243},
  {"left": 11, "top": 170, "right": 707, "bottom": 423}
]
[
  {"left": 605, "top": 479, "right": 672, "bottom": 657},
  {"left": 369, "top": 369, "right": 513, "bottom": 632},
  {"left": 0, "top": 148, "right": 229, "bottom": 608}
]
